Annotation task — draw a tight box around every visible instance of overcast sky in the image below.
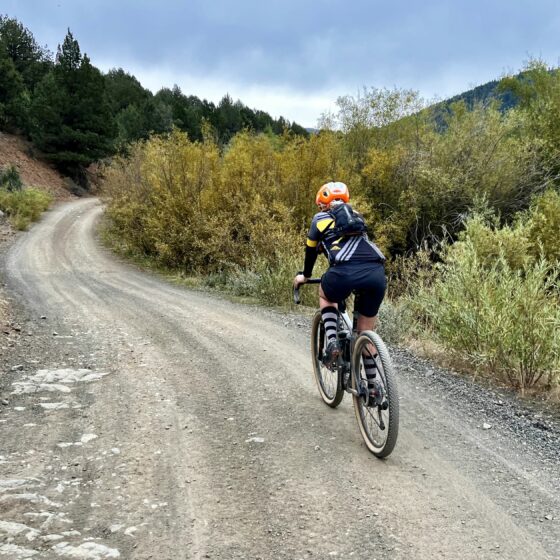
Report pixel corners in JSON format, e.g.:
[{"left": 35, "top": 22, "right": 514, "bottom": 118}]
[{"left": 3, "top": 0, "right": 560, "bottom": 127}]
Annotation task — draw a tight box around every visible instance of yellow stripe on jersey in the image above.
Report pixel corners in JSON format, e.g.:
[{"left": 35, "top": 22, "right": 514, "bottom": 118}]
[
  {"left": 306, "top": 238, "right": 318, "bottom": 248},
  {"left": 316, "top": 218, "right": 334, "bottom": 232}
]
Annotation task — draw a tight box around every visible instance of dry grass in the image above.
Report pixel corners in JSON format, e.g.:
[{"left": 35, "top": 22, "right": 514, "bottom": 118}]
[
  {"left": 406, "top": 337, "right": 479, "bottom": 377},
  {"left": 405, "top": 335, "right": 560, "bottom": 405}
]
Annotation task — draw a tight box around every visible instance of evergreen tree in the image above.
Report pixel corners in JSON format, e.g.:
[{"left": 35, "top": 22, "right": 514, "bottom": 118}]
[
  {"left": 105, "top": 69, "right": 161, "bottom": 147},
  {"left": 290, "top": 122, "right": 309, "bottom": 136},
  {"left": 153, "top": 86, "right": 205, "bottom": 140},
  {"left": 0, "top": 46, "right": 28, "bottom": 130},
  {"left": 30, "top": 30, "right": 115, "bottom": 184},
  {"left": 144, "top": 97, "right": 174, "bottom": 135},
  {"left": 214, "top": 94, "right": 243, "bottom": 142},
  {"left": 0, "top": 15, "right": 51, "bottom": 89},
  {"left": 115, "top": 103, "right": 146, "bottom": 147},
  {"left": 105, "top": 68, "right": 151, "bottom": 114}
]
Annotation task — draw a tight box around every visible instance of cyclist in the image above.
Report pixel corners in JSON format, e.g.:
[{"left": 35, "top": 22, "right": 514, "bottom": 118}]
[{"left": 293, "top": 182, "right": 386, "bottom": 381}]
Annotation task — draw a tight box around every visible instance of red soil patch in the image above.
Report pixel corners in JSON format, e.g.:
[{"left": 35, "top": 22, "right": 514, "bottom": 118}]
[{"left": 0, "top": 132, "right": 73, "bottom": 200}]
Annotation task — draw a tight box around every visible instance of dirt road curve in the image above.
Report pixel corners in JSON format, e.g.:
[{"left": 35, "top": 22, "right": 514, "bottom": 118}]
[{"left": 1, "top": 198, "right": 558, "bottom": 559}]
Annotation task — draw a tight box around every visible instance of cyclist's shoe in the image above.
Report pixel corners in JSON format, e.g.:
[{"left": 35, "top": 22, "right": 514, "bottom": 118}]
[
  {"left": 367, "top": 376, "right": 386, "bottom": 407},
  {"left": 322, "top": 339, "right": 341, "bottom": 367}
]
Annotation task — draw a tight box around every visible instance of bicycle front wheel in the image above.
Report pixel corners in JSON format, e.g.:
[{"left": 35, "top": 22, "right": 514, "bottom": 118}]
[
  {"left": 352, "top": 330, "right": 399, "bottom": 458},
  {"left": 311, "top": 310, "right": 344, "bottom": 408}
]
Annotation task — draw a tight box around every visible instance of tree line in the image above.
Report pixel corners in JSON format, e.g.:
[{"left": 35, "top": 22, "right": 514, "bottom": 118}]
[{"left": 0, "top": 15, "right": 308, "bottom": 185}]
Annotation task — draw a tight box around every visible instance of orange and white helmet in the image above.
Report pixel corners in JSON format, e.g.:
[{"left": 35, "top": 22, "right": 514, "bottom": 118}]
[{"left": 315, "top": 181, "right": 350, "bottom": 208}]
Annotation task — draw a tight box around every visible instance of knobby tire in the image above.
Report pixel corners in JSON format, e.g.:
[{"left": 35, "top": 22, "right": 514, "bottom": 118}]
[
  {"left": 311, "top": 311, "right": 344, "bottom": 408},
  {"left": 352, "top": 330, "right": 399, "bottom": 458}
]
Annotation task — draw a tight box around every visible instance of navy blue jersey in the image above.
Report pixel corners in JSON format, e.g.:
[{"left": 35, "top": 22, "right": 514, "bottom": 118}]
[{"left": 306, "top": 210, "right": 385, "bottom": 265}]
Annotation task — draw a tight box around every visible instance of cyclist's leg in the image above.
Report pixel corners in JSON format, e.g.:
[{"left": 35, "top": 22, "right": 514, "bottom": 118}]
[
  {"left": 320, "top": 268, "right": 352, "bottom": 361},
  {"left": 318, "top": 284, "right": 339, "bottom": 355},
  {"left": 319, "top": 284, "right": 337, "bottom": 310},
  {"left": 357, "top": 314, "right": 377, "bottom": 332},
  {"left": 354, "top": 263, "right": 386, "bottom": 334},
  {"left": 354, "top": 264, "right": 386, "bottom": 387},
  {"left": 357, "top": 313, "right": 379, "bottom": 383}
]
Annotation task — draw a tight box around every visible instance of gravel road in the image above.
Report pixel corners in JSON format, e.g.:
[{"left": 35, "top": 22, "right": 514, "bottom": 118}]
[{"left": 0, "top": 198, "right": 558, "bottom": 560}]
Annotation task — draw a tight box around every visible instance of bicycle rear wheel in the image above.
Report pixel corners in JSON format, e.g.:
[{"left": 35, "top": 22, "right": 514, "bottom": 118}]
[
  {"left": 351, "top": 331, "right": 399, "bottom": 457},
  {"left": 311, "top": 310, "right": 344, "bottom": 408}
]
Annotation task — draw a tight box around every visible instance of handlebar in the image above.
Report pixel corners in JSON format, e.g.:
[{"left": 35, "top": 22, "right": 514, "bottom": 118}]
[{"left": 293, "top": 277, "right": 321, "bottom": 305}]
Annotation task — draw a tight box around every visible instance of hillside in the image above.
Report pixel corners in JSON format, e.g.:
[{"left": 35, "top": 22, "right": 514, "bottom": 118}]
[
  {"left": 443, "top": 78, "right": 517, "bottom": 110},
  {"left": 441, "top": 68, "right": 558, "bottom": 112},
  {"left": 0, "top": 133, "right": 72, "bottom": 200}
]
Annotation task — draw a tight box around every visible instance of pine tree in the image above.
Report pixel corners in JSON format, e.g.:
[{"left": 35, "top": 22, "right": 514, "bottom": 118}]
[
  {"left": 105, "top": 68, "right": 151, "bottom": 114},
  {"left": 31, "top": 30, "right": 115, "bottom": 185},
  {"left": 0, "top": 47, "right": 27, "bottom": 130},
  {"left": 0, "top": 16, "right": 51, "bottom": 89}
]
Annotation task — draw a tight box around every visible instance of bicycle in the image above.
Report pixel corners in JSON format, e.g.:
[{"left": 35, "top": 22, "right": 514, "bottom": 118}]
[{"left": 294, "top": 279, "right": 399, "bottom": 458}]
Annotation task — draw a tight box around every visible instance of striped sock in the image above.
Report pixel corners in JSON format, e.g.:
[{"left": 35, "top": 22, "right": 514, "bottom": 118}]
[
  {"left": 363, "top": 353, "right": 378, "bottom": 381},
  {"left": 321, "top": 306, "right": 338, "bottom": 344}
]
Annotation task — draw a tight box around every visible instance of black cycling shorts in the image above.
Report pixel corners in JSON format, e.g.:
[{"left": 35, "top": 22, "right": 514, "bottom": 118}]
[{"left": 321, "top": 261, "right": 386, "bottom": 317}]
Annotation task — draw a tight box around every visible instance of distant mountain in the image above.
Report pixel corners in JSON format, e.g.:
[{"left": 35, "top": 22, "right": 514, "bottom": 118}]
[
  {"left": 428, "top": 74, "right": 522, "bottom": 129},
  {"left": 441, "top": 78, "right": 518, "bottom": 111},
  {"left": 439, "top": 68, "right": 558, "bottom": 114}
]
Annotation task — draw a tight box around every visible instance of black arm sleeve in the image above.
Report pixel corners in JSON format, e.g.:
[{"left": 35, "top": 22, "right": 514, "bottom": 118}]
[{"left": 303, "top": 245, "right": 318, "bottom": 278}]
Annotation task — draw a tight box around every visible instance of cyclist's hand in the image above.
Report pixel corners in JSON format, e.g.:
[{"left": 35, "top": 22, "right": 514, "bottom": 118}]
[{"left": 293, "top": 273, "right": 307, "bottom": 288}]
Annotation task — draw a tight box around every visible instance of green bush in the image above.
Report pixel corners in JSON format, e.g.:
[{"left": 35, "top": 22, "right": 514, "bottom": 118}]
[
  {"left": 0, "top": 164, "right": 23, "bottom": 192},
  {"left": 386, "top": 249, "right": 436, "bottom": 299},
  {"left": 526, "top": 189, "right": 560, "bottom": 262},
  {"left": 408, "top": 235, "right": 560, "bottom": 391},
  {"left": 442, "top": 191, "right": 560, "bottom": 272},
  {"left": 0, "top": 188, "right": 52, "bottom": 229},
  {"left": 252, "top": 253, "right": 327, "bottom": 308},
  {"left": 227, "top": 266, "right": 262, "bottom": 298},
  {"left": 450, "top": 213, "right": 534, "bottom": 271},
  {"left": 199, "top": 252, "right": 326, "bottom": 308},
  {"left": 377, "top": 299, "right": 413, "bottom": 345}
]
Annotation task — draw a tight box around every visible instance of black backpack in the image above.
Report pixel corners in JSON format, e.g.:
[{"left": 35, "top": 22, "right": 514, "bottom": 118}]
[{"left": 328, "top": 203, "right": 368, "bottom": 237}]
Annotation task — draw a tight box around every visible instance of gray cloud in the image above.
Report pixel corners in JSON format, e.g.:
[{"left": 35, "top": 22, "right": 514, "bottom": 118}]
[{"left": 4, "top": 0, "right": 560, "bottom": 124}]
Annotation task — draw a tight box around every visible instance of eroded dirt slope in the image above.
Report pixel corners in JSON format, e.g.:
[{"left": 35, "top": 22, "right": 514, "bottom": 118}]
[{"left": 0, "top": 133, "right": 71, "bottom": 200}]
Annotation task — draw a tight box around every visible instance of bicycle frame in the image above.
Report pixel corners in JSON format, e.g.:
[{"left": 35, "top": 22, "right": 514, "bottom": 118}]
[
  {"left": 337, "top": 300, "right": 369, "bottom": 397},
  {"left": 294, "top": 279, "right": 365, "bottom": 396}
]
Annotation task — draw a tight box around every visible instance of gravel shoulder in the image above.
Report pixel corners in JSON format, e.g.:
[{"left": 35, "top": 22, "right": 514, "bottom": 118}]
[{"left": 0, "top": 198, "right": 558, "bottom": 560}]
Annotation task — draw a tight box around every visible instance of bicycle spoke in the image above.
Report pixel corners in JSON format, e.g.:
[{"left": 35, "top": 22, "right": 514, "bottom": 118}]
[
  {"left": 311, "top": 311, "right": 344, "bottom": 408},
  {"left": 352, "top": 331, "right": 398, "bottom": 457},
  {"left": 356, "top": 362, "right": 389, "bottom": 448},
  {"left": 363, "top": 406, "right": 382, "bottom": 429},
  {"left": 319, "top": 363, "right": 338, "bottom": 397}
]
